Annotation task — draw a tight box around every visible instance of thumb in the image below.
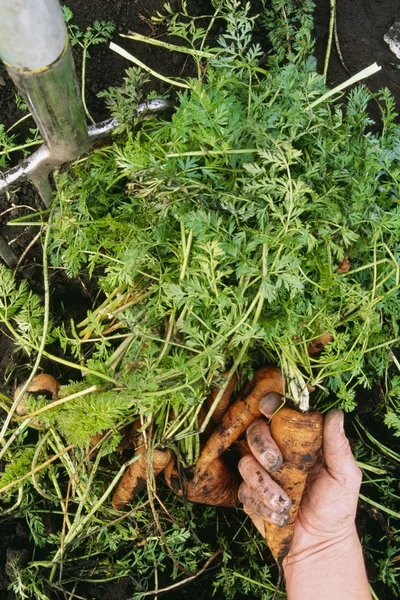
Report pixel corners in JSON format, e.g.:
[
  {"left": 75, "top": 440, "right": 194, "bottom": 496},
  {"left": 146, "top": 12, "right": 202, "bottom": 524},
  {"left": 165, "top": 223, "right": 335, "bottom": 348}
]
[{"left": 323, "top": 409, "right": 362, "bottom": 488}]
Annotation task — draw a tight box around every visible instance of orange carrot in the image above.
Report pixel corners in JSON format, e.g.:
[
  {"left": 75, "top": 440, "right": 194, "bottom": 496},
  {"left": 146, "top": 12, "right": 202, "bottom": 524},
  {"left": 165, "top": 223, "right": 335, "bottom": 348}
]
[
  {"left": 112, "top": 444, "right": 172, "bottom": 510},
  {"left": 198, "top": 372, "right": 237, "bottom": 440},
  {"left": 264, "top": 406, "right": 323, "bottom": 565},
  {"left": 14, "top": 374, "right": 60, "bottom": 417},
  {"left": 206, "top": 372, "right": 236, "bottom": 425},
  {"left": 307, "top": 333, "right": 333, "bottom": 356},
  {"left": 196, "top": 367, "right": 283, "bottom": 475},
  {"left": 163, "top": 453, "right": 239, "bottom": 507},
  {"left": 164, "top": 367, "right": 283, "bottom": 507}
]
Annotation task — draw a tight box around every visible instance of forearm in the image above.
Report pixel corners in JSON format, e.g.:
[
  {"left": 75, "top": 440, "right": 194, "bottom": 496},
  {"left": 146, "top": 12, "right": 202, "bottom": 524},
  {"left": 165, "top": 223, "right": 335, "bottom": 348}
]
[{"left": 283, "top": 529, "right": 371, "bottom": 600}]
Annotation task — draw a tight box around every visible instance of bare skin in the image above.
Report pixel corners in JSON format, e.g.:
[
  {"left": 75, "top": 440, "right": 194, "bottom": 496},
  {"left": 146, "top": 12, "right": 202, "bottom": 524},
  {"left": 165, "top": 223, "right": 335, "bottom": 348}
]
[{"left": 238, "top": 394, "right": 371, "bottom": 600}]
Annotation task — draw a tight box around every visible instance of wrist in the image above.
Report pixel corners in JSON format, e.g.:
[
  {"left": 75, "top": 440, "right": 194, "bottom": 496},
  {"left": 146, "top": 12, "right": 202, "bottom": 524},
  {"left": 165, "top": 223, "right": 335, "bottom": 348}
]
[
  {"left": 283, "top": 525, "right": 360, "bottom": 571},
  {"left": 283, "top": 528, "right": 371, "bottom": 600}
]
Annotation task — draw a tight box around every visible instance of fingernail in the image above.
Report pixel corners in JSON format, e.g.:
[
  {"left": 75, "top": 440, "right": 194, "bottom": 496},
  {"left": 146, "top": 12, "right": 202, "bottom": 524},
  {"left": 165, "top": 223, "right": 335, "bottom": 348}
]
[
  {"left": 270, "top": 494, "right": 292, "bottom": 513},
  {"left": 270, "top": 512, "right": 289, "bottom": 527},
  {"left": 260, "top": 450, "right": 281, "bottom": 472},
  {"left": 259, "top": 393, "right": 282, "bottom": 417}
]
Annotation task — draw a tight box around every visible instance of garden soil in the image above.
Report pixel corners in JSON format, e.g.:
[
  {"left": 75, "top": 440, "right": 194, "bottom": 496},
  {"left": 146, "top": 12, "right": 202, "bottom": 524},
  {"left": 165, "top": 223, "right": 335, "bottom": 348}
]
[{"left": 1, "top": 1, "right": 400, "bottom": 599}]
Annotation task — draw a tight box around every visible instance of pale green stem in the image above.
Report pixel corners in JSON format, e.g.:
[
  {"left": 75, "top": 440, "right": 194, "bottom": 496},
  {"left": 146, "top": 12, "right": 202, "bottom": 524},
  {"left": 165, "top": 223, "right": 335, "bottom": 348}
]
[
  {"left": 0, "top": 220, "right": 52, "bottom": 448},
  {"left": 49, "top": 449, "right": 103, "bottom": 583},
  {"left": 31, "top": 431, "right": 59, "bottom": 501},
  {"left": 81, "top": 43, "right": 95, "bottom": 124},
  {"left": 0, "top": 485, "right": 24, "bottom": 514},
  {"left": 110, "top": 43, "right": 191, "bottom": 89},
  {"left": 51, "top": 454, "right": 141, "bottom": 564},
  {"left": 309, "top": 63, "right": 381, "bottom": 109},
  {"left": 120, "top": 32, "right": 216, "bottom": 59},
  {"left": 166, "top": 148, "right": 258, "bottom": 158},
  {"left": 356, "top": 461, "right": 386, "bottom": 475},
  {"left": 6, "top": 111, "right": 33, "bottom": 133},
  {"left": 323, "top": 0, "right": 336, "bottom": 80},
  {"left": 0, "top": 443, "right": 74, "bottom": 495},
  {"left": 200, "top": 288, "right": 265, "bottom": 433},
  {"left": 0, "top": 140, "right": 42, "bottom": 157},
  {"left": 359, "top": 493, "right": 400, "bottom": 519}
]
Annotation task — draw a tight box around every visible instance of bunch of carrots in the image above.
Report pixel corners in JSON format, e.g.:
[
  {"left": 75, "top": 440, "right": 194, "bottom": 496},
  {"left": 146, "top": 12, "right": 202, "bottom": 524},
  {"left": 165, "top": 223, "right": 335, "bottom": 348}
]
[
  {"left": 112, "top": 345, "right": 326, "bottom": 566},
  {"left": 16, "top": 338, "right": 327, "bottom": 566}
]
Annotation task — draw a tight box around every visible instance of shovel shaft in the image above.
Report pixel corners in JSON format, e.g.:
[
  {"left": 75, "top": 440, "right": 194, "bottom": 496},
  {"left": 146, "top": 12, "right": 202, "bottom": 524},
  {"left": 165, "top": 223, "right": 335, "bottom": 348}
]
[
  {"left": 0, "top": 0, "right": 88, "bottom": 165},
  {"left": 0, "top": 0, "right": 66, "bottom": 70},
  {"left": 7, "top": 46, "right": 88, "bottom": 162}
]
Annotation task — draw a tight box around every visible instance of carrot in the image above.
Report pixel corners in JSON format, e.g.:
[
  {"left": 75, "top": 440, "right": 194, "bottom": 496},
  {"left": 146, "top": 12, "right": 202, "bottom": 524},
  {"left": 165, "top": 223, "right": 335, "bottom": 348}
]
[
  {"left": 112, "top": 443, "right": 172, "bottom": 510},
  {"left": 14, "top": 374, "right": 60, "bottom": 417},
  {"left": 206, "top": 372, "right": 236, "bottom": 425},
  {"left": 196, "top": 367, "right": 283, "bottom": 476},
  {"left": 163, "top": 453, "right": 239, "bottom": 507},
  {"left": 307, "top": 333, "right": 333, "bottom": 356},
  {"left": 198, "top": 372, "right": 236, "bottom": 440},
  {"left": 164, "top": 367, "right": 283, "bottom": 507},
  {"left": 264, "top": 406, "right": 323, "bottom": 565}
]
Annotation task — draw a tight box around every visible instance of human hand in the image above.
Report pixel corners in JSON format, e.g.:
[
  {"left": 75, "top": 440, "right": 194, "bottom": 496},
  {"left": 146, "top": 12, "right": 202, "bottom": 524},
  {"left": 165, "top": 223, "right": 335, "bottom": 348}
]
[{"left": 238, "top": 396, "right": 362, "bottom": 562}]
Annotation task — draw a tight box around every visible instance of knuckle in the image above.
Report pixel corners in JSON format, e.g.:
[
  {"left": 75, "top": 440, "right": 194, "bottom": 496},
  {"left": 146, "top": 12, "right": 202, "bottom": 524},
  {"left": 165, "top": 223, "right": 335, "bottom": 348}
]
[
  {"left": 351, "top": 463, "right": 363, "bottom": 486},
  {"left": 238, "top": 482, "right": 249, "bottom": 505},
  {"left": 238, "top": 455, "right": 253, "bottom": 474}
]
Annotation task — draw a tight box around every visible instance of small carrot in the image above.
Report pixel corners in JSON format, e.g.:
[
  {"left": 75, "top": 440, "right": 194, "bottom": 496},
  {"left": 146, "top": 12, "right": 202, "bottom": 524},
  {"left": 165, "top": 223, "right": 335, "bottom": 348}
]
[
  {"left": 112, "top": 443, "right": 172, "bottom": 510},
  {"left": 164, "top": 367, "right": 283, "bottom": 507},
  {"left": 199, "top": 372, "right": 237, "bottom": 439},
  {"left": 307, "top": 333, "right": 333, "bottom": 356},
  {"left": 206, "top": 372, "right": 236, "bottom": 425},
  {"left": 196, "top": 367, "right": 283, "bottom": 476},
  {"left": 14, "top": 374, "right": 60, "bottom": 417},
  {"left": 264, "top": 406, "right": 323, "bottom": 565},
  {"left": 163, "top": 453, "right": 239, "bottom": 507}
]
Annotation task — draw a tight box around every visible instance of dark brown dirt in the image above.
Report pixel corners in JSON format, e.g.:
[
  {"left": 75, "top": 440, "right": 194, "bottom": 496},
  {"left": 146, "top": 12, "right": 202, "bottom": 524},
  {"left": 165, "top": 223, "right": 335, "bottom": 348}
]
[
  {"left": 1, "top": 1, "right": 400, "bottom": 599},
  {"left": 314, "top": 0, "right": 400, "bottom": 120}
]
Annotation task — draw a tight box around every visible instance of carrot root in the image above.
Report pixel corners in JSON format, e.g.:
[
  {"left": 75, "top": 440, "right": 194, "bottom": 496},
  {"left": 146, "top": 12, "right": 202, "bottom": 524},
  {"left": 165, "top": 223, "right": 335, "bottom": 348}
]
[
  {"left": 112, "top": 446, "right": 172, "bottom": 510},
  {"left": 164, "top": 367, "right": 283, "bottom": 507},
  {"left": 206, "top": 372, "right": 237, "bottom": 425},
  {"left": 164, "top": 455, "right": 239, "bottom": 507},
  {"left": 196, "top": 367, "right": 283, "bottom": 476},
  {"left": 307, "top": 333, "right": 333, "bottom": 356},
  {"left": 264, "top": 407, "right": 323, "bottom": 565}
]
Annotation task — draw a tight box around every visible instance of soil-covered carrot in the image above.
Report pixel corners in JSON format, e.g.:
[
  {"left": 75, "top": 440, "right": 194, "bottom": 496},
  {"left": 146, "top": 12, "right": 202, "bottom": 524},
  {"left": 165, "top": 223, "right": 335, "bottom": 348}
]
[
  {"left": 206, "top": 372, "right": 236, "bottom": 425},
  {"left": 196, "top": 367, "right": 283, "bottom": 476},
  {"left": 307, "top": 333, "right": 333, "bottom": 356},
  {"left": 264, "top": 406, "right": 323, "bottom": 565},
  {"left": 164, "top": 367, "right": 283, "bottom": 507},
  {"left": 14, "top": 374, "right": 60, "bottom": 417},
  {"left": 199, "top": 372, "right": 237, "bottom": 440},
  {"left": 112, "top": 444, "right": 172, "bottom": 510},
  {"left": 163, "top": 453, "right": 239, "bottom": 507}
]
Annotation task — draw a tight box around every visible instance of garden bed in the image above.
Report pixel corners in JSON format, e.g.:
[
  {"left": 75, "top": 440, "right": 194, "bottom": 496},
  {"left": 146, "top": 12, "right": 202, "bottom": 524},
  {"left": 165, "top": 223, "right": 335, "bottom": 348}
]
[{"left": 1, "top": 1, "right": 400, "bottom": 599}]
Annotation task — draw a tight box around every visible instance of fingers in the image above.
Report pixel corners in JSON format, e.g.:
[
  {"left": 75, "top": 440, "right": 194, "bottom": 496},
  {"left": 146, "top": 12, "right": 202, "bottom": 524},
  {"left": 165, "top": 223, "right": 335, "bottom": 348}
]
[
  {"left": 239, "top": 394, "right": 289, "bottom": 530},
  {"left": 238, "top": 454, "right": 292, "bottom": 515},
  {"left": 247, "top": 392, "right": 283, "bottom": 471},
  {"left": 243, "top": 505, "right": 268, "bottom": 537},
  {"left": 246, "top": 418, "right": 283, "bottom": 472},
  {"left": 259, "top": 392, "right": 282, "bottom": 418},
  {"left": 323, "top": 409, "right": 362, "bottom": 490},
  {"left": 239, "top": 482, "right": 290, "bottom": 526}
]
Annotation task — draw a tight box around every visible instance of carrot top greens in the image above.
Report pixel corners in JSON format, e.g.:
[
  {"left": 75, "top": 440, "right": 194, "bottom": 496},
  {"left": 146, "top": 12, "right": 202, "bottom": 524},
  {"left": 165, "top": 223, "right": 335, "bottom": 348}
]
[{"left": 49, "top": 1, "right": 399, "bottom": 433}]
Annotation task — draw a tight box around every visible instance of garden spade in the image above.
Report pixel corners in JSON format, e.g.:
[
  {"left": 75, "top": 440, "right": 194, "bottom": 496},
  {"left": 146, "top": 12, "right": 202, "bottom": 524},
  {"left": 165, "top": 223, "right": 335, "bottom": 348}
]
[{"left": 0, "top": 0, "right": 170, "bottom": 267}]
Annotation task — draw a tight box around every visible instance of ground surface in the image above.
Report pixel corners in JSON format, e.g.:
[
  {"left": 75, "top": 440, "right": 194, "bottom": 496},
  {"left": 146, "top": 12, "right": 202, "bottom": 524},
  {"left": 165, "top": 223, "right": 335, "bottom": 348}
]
[{"left": 1, "top": 1, "right": 400, "bottom": 599}]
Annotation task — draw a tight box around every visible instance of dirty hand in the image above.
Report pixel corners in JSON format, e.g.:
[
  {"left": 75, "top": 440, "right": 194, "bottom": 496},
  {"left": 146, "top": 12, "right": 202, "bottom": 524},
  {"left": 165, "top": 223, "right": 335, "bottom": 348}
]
[{"left": 238, "top": 396, "right": 362, "bottom": 557}]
